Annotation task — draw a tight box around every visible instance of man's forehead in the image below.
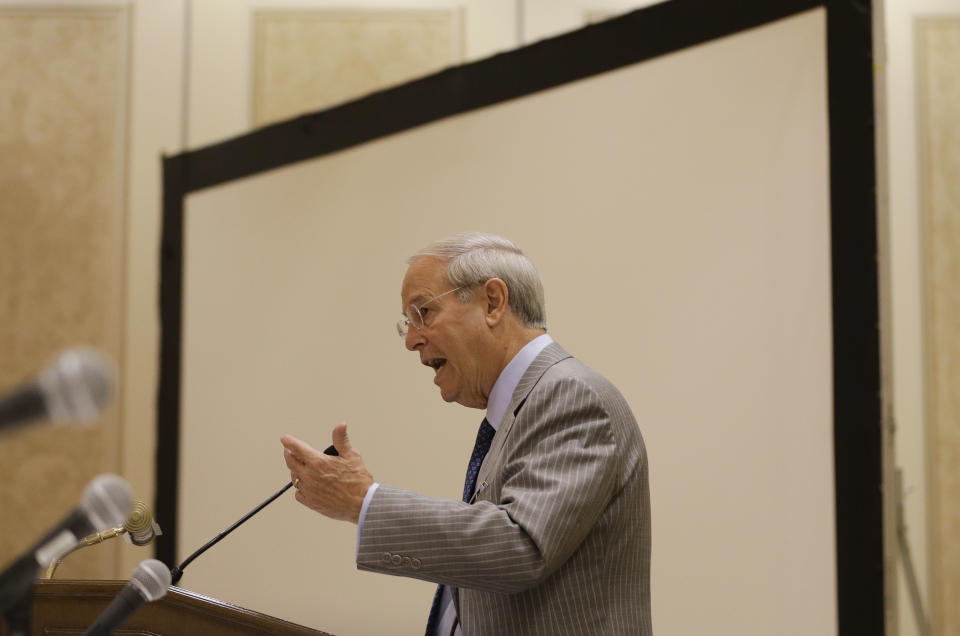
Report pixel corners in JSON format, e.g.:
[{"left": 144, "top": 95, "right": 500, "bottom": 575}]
[{"left": 400, "top": 257, "right": 447, "bottom": 305}]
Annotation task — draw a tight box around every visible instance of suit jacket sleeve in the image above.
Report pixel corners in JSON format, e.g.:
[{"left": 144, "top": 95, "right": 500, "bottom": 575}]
[{"left": 356, "top": 372, "right": 623, "bottom": 594}]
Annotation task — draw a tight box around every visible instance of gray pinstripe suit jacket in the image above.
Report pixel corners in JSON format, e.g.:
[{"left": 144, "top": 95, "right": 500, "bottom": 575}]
[{"left": 357, "top": 343, "right": 652, "bottom": 635}]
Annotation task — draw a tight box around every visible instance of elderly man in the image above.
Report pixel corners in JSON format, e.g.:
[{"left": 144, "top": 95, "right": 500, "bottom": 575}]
[{"left": 282, "top": 233, "right": 651, "bottom": 635}]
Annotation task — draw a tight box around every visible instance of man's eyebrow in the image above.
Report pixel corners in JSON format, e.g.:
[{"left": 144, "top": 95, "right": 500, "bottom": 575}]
[
  {"left": 406, "top": 292, "right": 430, "bottom": 306},
  {"left": 399, "top": 295, "right": 419, "bottom": 314}
]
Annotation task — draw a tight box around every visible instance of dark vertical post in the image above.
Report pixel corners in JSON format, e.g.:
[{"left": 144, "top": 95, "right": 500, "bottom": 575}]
[
  {"left": 156, "top": 154, "right": 187, "bottom": 568},
  {"left": 826, "top": 0, "right": 885, "bottom": 632}
]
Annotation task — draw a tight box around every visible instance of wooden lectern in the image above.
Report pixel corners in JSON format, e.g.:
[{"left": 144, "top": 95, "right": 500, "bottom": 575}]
[{"left": 1, "top": 580, "right": 333, "bottom": 635}]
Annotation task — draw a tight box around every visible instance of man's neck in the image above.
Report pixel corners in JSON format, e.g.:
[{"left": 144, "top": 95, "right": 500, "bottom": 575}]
[
  {"left": 495, "top": 326, "right": 547, "bottom": 378},
  {"left": 484, "top": 331, "right": 552, "bottom": 426}
]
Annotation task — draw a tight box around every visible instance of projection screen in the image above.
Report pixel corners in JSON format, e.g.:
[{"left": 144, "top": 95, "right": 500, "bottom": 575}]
[{"left": 158, "top": 3, "right": 882, "bottom": 635}]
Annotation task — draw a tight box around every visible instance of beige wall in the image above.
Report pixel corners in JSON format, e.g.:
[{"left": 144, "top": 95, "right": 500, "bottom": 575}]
[{"left": 120, "top": 0, "right": 188, "bottom": 579}]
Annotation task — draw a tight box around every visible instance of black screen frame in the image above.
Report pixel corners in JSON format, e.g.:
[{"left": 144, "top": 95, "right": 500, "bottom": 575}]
[{"left": 157, "top": 0, "right": 883, "bottom": 630}]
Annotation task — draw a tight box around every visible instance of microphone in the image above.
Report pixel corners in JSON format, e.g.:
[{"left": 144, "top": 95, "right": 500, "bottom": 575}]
[
  {"left": 0, "top": 347, "right": 115, "bottom": 436},
  {"left": 0, "top": 474, "right": 133, "bottom": 615},
  {"left": 83, "top": 559, "right": 171, "bottom": 636},
  {"left": 124, "top": 501, "right": 162, "bottom": 546},
  {"left": 169, "top": 444, "right": 338, "bottom": 585}
]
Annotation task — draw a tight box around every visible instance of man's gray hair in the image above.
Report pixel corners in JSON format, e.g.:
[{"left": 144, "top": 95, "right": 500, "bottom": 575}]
[{"left": 410, "top": 232, "right": 547, "bottom": 329}]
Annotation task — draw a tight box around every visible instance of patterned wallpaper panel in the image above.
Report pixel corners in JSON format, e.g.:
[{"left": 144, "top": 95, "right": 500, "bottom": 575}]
[
  {"left": 917, "top": 17, "right": 960, "bottom": 636},
  {"left": 0, "top": 7, "right": 129, "bottom": 579},
  {"left": 253, "top": 9, "right": 463, "bottom": 126}
]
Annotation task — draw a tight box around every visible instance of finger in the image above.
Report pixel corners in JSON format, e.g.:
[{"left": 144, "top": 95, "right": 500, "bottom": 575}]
[
  {"left": 282, "top": 447, "right": 304, "bottom": 470},
  {"left": 331, "top": 422, "right": 352, "bottom": 455},
  {"left": 281, "top": 435, "right": 319, "bottom": 462}
]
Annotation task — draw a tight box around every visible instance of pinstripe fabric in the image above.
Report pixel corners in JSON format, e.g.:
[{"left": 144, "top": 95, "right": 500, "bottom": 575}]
[{"left": 358, "top": 343, "right": 651, "bottom": 635}]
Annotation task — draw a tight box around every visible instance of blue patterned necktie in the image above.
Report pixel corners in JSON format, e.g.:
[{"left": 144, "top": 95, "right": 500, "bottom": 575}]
[
  {"left": 462, "top": 418, "right": 496, "bottom": 502},
  {"left": 425, "top": 418, "right": 496, "bottom": 636}
]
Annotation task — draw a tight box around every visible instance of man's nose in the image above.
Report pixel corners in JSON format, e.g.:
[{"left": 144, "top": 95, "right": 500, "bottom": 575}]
[{"left": 405, "top": 325, "right": 425, "bottom": 351}]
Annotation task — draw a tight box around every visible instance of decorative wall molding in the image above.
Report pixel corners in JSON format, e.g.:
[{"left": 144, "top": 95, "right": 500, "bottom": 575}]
[
  {"left": 252, "top": 9, "right": 464, "bottom": 127},
  {"left": 0, "top": 6, "right": 130, "bottom": 579},
  {"left": 917, "top": 16, "right": 960, "bottom": 636}
]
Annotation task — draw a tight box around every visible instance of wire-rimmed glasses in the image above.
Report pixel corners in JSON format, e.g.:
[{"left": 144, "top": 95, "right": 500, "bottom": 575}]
[{"left": 396, "top": 287, "right": 464, "bottom": 339}]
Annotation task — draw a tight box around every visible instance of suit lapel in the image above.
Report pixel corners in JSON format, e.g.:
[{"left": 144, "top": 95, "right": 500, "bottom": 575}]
[
  {"left": 510, "top": 342, "right": 571, "bottom": 414},
  {"left": 477, "top": 342, "right": 572, "bottom": 487}
]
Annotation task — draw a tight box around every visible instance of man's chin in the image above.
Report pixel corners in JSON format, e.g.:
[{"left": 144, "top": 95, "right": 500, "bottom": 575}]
[
  {"left": 437, "top": 381, "right": 483, "bottom": 409},
  {"left": 437, "top": 383, "right": 457, "bottom": 403}
]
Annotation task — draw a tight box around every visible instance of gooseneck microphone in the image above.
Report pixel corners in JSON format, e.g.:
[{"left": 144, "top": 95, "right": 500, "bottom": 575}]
[
  {"left": 169, "top": 444, "right": 338, "bottom": 585},
  {"left": 83, "top": 559, "right": 171, "bottom": 636},
  {"left": 0, "top": 347, "right": 115, "bottom": 435},
  {"left": 0, "top": 474, "right": 133, "bottom": 617},
  {"left": 45, "top": 501, "right": 162, "bottom": 579}
]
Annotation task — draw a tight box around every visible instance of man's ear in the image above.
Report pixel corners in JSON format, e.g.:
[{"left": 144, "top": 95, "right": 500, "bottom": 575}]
[{"left": 483, "top": 278, "right": 509, "bottom": 326}]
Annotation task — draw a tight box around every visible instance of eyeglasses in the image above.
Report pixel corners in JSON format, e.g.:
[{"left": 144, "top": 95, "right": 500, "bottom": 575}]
[{"left": 396, "top": 287, "right": 464, "bottom": 339}]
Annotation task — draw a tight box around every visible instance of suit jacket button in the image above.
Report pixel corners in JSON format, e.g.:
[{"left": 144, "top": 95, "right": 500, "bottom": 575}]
[
  {"left": 401, "top": 557, "right": 412, "bottom": 568},
  {"left": 411, "top": 558, "right": 422, "bottom": 570},
  {"left": 391, "top": 554, "right": 402, "bottom": 565},
  {"left": 382, "top": 552, "right": 392, "bottom": 564}
]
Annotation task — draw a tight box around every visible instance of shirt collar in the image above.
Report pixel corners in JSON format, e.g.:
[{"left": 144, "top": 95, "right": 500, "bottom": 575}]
[{"left": 485, "top": 333, "right": 553, "bottom": 430}]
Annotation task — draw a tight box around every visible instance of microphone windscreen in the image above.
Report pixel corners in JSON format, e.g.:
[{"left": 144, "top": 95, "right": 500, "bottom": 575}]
[
  {"left": 39, "top": 347, "right": 114, "bottom": 422},
  {"left": 82, "top": 474, "right": 133, "bottom": 531},
  {"left": 129, "top": 559, "right": 171, "bottom": 602},
  {"left": 124, "top": 501, "right": 158, "bottom": 546}
]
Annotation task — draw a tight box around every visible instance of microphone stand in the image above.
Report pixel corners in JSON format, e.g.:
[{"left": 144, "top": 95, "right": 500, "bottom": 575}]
[
  {"left": 3, "top": 596, "right": 30, "bottom": 636},
  {"left": 170, "top": 445, "right": 337, "bottom": 585},
  {"left": 45, "top": 526, "right": 127, "bottom": 579},
  {"left": 0, "top": 552, "right": 42, "bottom": 633}
]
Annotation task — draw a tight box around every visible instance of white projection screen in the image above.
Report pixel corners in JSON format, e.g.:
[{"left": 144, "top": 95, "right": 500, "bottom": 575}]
[{"left": 159, "top": 4, "right": 882, "bottom": 635}]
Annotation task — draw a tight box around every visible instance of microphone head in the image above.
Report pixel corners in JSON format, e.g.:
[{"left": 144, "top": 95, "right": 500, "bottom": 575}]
[
  {"left": 82, "top": 474, "right": 133, "bottom": 531},
  {"left": 38, "top": 346, "right": 115, "bottom": 423},
  {"left": 124, "top": 501, "right": 160, "bottom": 546},
  {"left": 129, "top": 559, "right": 172, "bottom": 602}
]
